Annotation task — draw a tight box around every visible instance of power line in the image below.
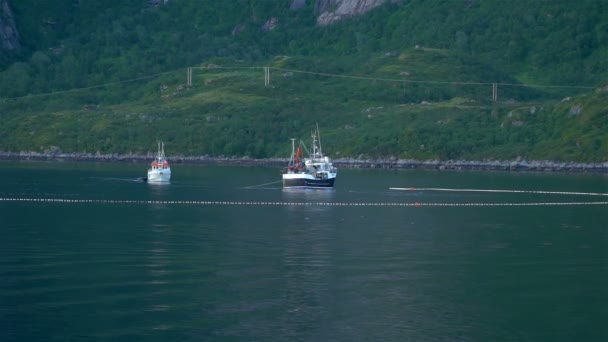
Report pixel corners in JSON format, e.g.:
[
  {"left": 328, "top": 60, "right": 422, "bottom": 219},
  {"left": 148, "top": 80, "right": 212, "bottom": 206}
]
[
  {"left": 2, "top": 71, "right": 176, "bottom": 100},
  {"left": 1, "top": 64, "right": 598, "bottom": 101},
  {"left": 495, "top": 82, "right": 595, "bottom": 89},
  {"left": 197, "top": 65, "right": 597, "bottom": 89},
  {"left": 270, "top": 67, "right": 492, "bottom": 86},
  {"left": 269, "top": 67, "right": 597, "bottom": 89}
]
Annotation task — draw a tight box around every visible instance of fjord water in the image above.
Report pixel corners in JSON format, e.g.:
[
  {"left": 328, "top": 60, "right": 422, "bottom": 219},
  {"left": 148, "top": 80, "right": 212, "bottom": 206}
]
[{"left": 1, "top": 161, "right": 607, "bottom": 341}]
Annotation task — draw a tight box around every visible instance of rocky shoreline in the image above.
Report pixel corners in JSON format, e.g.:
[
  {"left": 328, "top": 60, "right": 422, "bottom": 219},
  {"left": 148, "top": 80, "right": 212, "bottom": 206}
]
[{"left": 1, "top": 151, "right": 607, "bottom": 174}]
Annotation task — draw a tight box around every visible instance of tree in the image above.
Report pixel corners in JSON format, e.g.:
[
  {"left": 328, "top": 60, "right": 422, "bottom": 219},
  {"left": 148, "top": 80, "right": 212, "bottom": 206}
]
[{"left": 1, "top": 62, "right": 32, "bottom": 97}]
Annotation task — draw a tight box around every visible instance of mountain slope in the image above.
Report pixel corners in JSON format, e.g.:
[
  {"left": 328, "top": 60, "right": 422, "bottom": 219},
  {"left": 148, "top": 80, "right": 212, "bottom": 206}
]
[{"left": 0, "top": 0, "right": 606, "bottom": 162}]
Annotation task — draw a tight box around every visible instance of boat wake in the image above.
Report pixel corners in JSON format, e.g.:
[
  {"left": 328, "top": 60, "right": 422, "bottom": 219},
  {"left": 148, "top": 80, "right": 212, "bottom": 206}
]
[{"left": 87, "top": 176, "right": 148, "bottom": 183}]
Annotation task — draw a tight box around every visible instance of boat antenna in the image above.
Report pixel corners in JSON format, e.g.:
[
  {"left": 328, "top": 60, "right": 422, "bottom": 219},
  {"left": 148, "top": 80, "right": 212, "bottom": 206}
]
[
  {"left": 290, "top": 138, "right": 295, "bottom": 165},
  {"left": 316, "top": 122, "right": 323, "bottom": 156}
]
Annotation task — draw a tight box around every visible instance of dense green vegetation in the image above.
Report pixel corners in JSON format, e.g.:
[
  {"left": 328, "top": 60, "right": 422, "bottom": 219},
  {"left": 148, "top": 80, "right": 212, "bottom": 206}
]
[{"left": 0, "top": 0, "right": 607, "bottom": 162}]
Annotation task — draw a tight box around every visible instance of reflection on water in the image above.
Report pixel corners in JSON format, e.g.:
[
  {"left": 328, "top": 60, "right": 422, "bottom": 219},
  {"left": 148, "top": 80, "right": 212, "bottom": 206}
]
[
  {"left": 280, "top": 191, "right": 334, "bottom": 339},
  {"left": 147, "top": 181, "right": 171, "bottom": 198},
  {"left": 145, "top": 222, "right": 173, "bottom": 319},
  {"left": 281, "top": 188, "right": 336, "bottom": 203},
  {"left": 281, "top": 188, "right": 336, "bottom": 216},
  {"left": 147, "top": 182, "right": 170, "bottom": 188}
]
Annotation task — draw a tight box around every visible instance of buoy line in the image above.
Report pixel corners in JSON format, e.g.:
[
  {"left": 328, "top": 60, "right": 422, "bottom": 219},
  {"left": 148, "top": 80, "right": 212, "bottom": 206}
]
[
  {"left": 1, "top": 197, "right": 607, "bottom": 207},
  {"left": 390, "top": 187, "right": 608, "bottom": 196}
]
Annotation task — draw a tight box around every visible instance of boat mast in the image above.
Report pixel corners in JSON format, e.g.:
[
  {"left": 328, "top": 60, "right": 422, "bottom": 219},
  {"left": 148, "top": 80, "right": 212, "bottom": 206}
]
[
  {"left": 290, "top": 138, "right": 295, "bottom": 165},
  {"left": 311, "top": 129, "right": 320, "bottom": 159},
  {"left": 316, "top": 122, "right": 323, "bottom": 157}
]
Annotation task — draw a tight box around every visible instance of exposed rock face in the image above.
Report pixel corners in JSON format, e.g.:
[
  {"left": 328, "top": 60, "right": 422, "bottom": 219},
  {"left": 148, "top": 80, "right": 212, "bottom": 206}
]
[
  {"left": 231, "top": 23, "right": 246, "bottom": 36},
  {"left": 149, "top": 0, "right": 170, "bottom": 6},
  {"left": 569, "top": 104, "right": 583, "bottom": 116},
  {"left": 290, "top": 0, "right": 307, "bottom": 11},
  {"left": 0, "top": 0, "right": 20, "bottom": 50},
  {"left": 261, "top": 17, "right": 278, "bottom": 31},
  {"left": 314, "top": 0, "right": 389, "bottom": 26}
]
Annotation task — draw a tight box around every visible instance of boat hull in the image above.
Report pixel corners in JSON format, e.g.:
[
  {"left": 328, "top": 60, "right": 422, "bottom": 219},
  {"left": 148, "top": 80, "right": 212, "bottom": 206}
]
[
  {"left": 147, "top": 170, "right": 171, "bottom": 183},
  {"left": 282, "top": 173, "right": 336, "bottom": 188}
]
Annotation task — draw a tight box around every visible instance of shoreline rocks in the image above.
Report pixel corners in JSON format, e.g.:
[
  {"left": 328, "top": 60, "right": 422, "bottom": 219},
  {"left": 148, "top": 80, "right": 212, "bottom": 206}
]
[
  {"left": 1, "top": 151, "right": 607, "bottom": 174},
  {"left": 333, "top": 158, "right": 608, "bottom": 173}
]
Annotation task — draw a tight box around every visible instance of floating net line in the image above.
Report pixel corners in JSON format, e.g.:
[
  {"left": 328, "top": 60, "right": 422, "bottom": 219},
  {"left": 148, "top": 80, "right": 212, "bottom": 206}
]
[{"left": 1, "top": 197, "right": 607, "bottom": 207}]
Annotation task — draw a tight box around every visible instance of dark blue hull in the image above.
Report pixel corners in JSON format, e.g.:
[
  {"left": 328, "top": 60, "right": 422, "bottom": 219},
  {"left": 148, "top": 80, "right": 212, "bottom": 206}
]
[{"left": 283, "top": 177, "right": 335, "bottom": 188}]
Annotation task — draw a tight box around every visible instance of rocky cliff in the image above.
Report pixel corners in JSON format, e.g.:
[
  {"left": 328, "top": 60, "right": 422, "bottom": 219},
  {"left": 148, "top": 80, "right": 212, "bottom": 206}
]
[
  {"left": 1, "top": 0, "right": 390, "bottom": 51},
  {"left": 313, "top": 0, "right": 391, "bottom": 26},
  {"left": 0, "top": 0, "right": 19, "bottom": 50}
]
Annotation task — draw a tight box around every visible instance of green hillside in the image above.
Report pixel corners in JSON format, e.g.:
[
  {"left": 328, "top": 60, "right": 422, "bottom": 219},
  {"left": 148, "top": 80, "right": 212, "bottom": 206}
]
[{"left": 1, "top": 0, "right": 607, "bottom": 162}]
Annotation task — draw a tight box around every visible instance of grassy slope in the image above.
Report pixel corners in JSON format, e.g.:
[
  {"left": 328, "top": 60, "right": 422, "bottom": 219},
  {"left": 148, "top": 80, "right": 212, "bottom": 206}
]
[{"left": 1, "top": 51, "right": 606, "bottom": 162}]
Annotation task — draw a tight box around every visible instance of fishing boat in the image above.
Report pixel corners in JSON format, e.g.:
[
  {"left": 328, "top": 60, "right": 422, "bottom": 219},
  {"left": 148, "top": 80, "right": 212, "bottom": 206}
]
[
  {"left": 146, "top": 141, "right": 171, "bottom": 183},
  {"left": 282, "top": 125, "right": 337, "bottom": 188}
]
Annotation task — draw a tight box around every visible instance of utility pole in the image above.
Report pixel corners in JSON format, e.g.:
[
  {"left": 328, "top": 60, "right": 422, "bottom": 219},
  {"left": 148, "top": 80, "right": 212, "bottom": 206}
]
[
  {"left": 187, "top": 67, "right": 193, "bottom": 87},
  {"left": 264, "top": 67, "right": 270, "bottom": 87}
]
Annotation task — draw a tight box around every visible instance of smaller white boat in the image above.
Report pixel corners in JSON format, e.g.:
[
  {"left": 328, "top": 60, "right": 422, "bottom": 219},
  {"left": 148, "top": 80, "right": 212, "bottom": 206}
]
[{"left": 147, "top": 141, "right": 171, "bottom": 183}]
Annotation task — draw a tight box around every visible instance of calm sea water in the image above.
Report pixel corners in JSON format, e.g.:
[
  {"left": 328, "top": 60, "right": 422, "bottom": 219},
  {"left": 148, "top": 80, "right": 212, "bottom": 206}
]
[{"left": 1, "top": 161, "right": 607, "bottom": 341}]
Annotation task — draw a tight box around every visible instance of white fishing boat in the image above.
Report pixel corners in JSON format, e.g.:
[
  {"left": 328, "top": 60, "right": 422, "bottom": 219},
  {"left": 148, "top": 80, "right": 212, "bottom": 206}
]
[
  {"left": 147, "top": 141, "right": 171, "bottom": 183},
  {"left": 282, "top": 125, "right": 337, "bottom": 188}
]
